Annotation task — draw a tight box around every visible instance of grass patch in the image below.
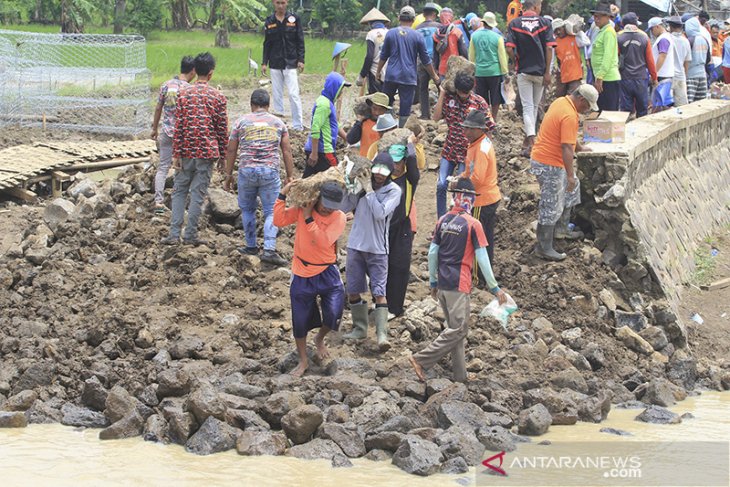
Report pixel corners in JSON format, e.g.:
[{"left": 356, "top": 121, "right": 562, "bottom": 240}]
[
  {"left": 692, "top": 246, "right": 716, "bottom": 287},
  {"left": 1, "top": 24, "right": 367, "bottom": 87}
]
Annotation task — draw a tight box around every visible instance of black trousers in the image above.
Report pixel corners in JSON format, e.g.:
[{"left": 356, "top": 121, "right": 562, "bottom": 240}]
[
  {"left": 302, "top": 151, "right": 336, "bottom": 178},
  {"left": 367, "top": 72, "right": 382, "bottom": 95},
  {"left": 598, "top": 80, "right": 620, "bottom": 111},
  {"left": 386, "top": 218, "right": 413, "bottom": 316},
  {"left": 472, "top": 201, "right": 499, "bottom": 286}
]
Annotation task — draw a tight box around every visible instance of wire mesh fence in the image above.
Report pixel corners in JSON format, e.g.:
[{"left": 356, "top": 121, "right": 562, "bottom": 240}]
[{"left": 0, "top": 30, "right": 150, "bottom": 136}]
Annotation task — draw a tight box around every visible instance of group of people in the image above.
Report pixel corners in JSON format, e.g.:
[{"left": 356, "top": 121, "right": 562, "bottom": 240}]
[{"left": 148, "top": 0, "right": 721, "bottom": 383}]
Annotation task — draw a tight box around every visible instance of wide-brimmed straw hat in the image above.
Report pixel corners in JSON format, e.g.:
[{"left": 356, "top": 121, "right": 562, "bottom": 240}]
[
  {"left": 366, "top": 92, "right": 391, "bottom": 110},
  {"left": 360, "top": 7, "right": 390, "bottom": 25}
]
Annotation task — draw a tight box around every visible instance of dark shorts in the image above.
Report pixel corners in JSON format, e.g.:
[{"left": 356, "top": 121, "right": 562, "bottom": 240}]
[
  {"left": 290, "top": 264, "right": 345, "bottom": 339},
  {"left": 345, "top": 248, "right": 388, "bottom": 297},
  {"left": 475, "top": 75, "right": 504, "bottom": 106},
  {"left": 303, "top": 151, "right": 338, "bottom": 178}
]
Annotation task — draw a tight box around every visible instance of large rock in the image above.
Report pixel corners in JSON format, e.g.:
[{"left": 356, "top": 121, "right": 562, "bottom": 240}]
[
  {"left": 185, "top": 417, "right": 239, "bottom": 455},
  {"left": 350, "top": 391, "right": 399, "bottom": 433},
  {"left": 220, "top": 374, "right": 268, "bottom": 399},
  {"left": 577, "top": 392, "right": 612, "bottom": 423},
  {"left": 81, "top": 376, "right": 108, "bottom": 411},
  {"left": 169, "top": 336, "right": 204, "bottom": 360},
  {"left": 581, "top": 342, "right": 607, "bottom": 371},
  {"left": 325, "top": 358, "right": 376, "bottom": 378},
  {"left": 156, "top": 368, "right": 191, "bottom": 398},
  {"left": 615, "top": 310, "right": 648, "bottom": 332},
  {"left": 3, "top": 390, "right": 38, "bottom": 411},
  {"left": 185, "top": 384, "right": 226, "bottom": 425},
  {"left": 549, "top": 344, "right": 592, "bottom": 371},
  {"left": 666, "top": 354, "right": 697, "bottom": 390},
  {"left": 99, "top": 410, "right": 144, "bottom": 440},
  {"left": 225, "top": 409, "right": 270, "bottom": 431},
  {"left": 477, "top": 425, "right": 517, "bottom": 452},
  {"left": 640, "top": 379, "right": 676, "bottom": 407},
  {"left": 435, "top": 427, "right": 485, "bottom": 466},
  {"left": 68, "top": 178, "right": 98, "bottom": 199},
  {"left": 261, "top": 391, "right": 305, "bottom": 429},
  {"left": 440, "top": 457, "right": 469, "bottom": 474},
  {"left": 12, "top": 362, "right": 55, "bottom": 394},
  {"left": 392, "top": 436, "right": 443, "bottom": 476},
  {"left": 26, "top": 400, "right": 63, "bottom": 424},
  {"left": 281, "top": 405, "right": 323, "bottom": 445},
  {"left": 143, "top": 414, "right": 169, "bottom": 443},
  {"left": 365, "top": 431, "right": 404, "bottom": 452},
  {"left": 0, "top": 411, "right": 28, "bottom": 428},
  {"left": 419, "top": 383, "right": 468, "bottom": 425},
  {"left": 517, "top": 404, "right": 551, "bottom": 436},
  {"left": 162, "top": 408, "right": 198, "bottom": 445},
  {"left": 287, "top": 438, "right": 344, "bottom": 460},
  {"left": 61, "top": 403, "right": 109, "bottom": 428},
  {"left": 616, "top": 326, "right": 654, "bottom": 355},
  {"left": 318, "top": 422, "right": 366, "bottom": 458},
  {"left": 104, "top": 385, "right": 138, "bottom": 423},
  {"left": 43, "top": 198, "right": 76, "bottom": 231},
  {"left": 639, "top": 326, "right": 669, "bottom": 351},
  {"left": 635, "top": 405, "right": 681, "bottom": 424},
  {"left": 550, "top": 369, "right": 588, "bottom": 394},
  {"left": 236, "top": 430, "right": 288, "bottom": 456},
  {"left": 208, "top": 188, "right": 241, "bottom": 220},
  {"left": 436, "top": 401, "right": 488, "bottom": 432}
]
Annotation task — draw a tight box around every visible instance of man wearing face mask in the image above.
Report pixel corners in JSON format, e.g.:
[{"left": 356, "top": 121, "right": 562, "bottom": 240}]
[
  {"left": 341, "top": 153, "right": 402, "bottom": 351},
  {"left": 529, "top": 84, "right": 597, "bottom": 261}
]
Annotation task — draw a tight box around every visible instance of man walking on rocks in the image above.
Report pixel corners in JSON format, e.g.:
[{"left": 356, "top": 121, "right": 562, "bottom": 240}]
[
  {"left": 151, "top": 56, "right": 195, "bottom": 214},
  {"left": 617, "top": 13, "right": 657, "bottom": 118},
  {"left": 223, "top": 89, "right": 293, "bottom": 265},
  {"left": 409, "top": 178, "right": 506, "bottom": 383},
  {"left": 341, "top": 153, "right": 402, "bottom": 350},
  {"left": 274, "top": 180, "right": 347, "bottom": 377},
  {"left": 162, "top": 52, "right": 228, "bottom": 246},
  {"left": 529, "top": 85, "right": 597, "bottom": 261}
]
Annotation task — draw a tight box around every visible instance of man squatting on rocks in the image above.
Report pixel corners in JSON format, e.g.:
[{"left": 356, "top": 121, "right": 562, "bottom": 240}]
[
  {"left": 274, "top": 180, "right": 347, "bottom": 378},
  {"left": 150, "top": 56, "right": 195, "bottom": 214},
  {"left": 410, "top": 178, "right": 506, "bottom": 383},
  {"left": 529, "top": 84, "right": 598, "bottom": 261},
  {"left": 162, "top": 52, "right": 228, "bottom": 246},
  {"left": 341, "top": 153, "right": 402, "bottom": 350},
  {"left": 223, "top": 89, "right": 293, "bottom": 265}
]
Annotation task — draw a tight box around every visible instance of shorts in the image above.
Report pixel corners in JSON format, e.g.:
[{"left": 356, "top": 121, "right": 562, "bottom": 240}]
[
  {"left": 345, "top": 248, "right": 388, "bottom": 297},
  {"left": 290, "top": 264, "right": 345, "bottom": 338},
  {"left": 475, "top": 75, "right": 504, "bottom": 106},
  {"left": 529, "top": 160, "right": 581, "bottom": 225},
  {"left": 303, "top": 151, "right": 338, "bottom": 178},
  {"left": 686, "top": 77, "right": 707, "bottom": 102}
]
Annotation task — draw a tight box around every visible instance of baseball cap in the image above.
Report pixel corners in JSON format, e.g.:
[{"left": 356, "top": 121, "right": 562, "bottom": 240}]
[
  {"left": 622, "top": 12, "right": 640, "bottom": 26},
  {"left": 320, "top": 181, "right": 345, "bottom": 210},
  {"left": 647, "top": 17, "right": 664, "bottom": 29},
  {"left": 482, "top": 11, "right": 498, "bottom": 28},
  {"left": 399, "top": 6, "right": 416, "bottom": 19},
  {"left": 576, "top": 84, "right": 599, "bottom": 111},
  {"left": 371, "top": 152, "right": 394, "bottom": 176}
]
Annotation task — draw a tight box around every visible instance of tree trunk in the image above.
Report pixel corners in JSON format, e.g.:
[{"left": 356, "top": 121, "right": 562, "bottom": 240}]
[
  {"left": 215, "top": 26, "right": 230, "bottom": 48},
  {"left": 113, "top": 0, "right": 127, "bottom": 34},
  {"left": 171, "top": 0, "right": 191, "bottom": 30},
  {"left": 33, "top": 0, "right": 42, "bottom": 22},
  {"left": 60, "top": 0, "right": 82, "bottom": 33},
  {"left": 207, "top": 0, "right": 220, "bottom": 30}
]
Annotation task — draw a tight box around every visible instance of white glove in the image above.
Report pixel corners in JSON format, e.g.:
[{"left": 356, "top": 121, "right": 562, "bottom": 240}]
[{"left": 358, "top": 175, "right": 372, "bottom": 193}]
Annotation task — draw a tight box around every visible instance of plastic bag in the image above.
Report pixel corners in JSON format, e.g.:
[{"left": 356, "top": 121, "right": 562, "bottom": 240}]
[{"left": 480, "top": 293, "right": 518, "bottom": 330}]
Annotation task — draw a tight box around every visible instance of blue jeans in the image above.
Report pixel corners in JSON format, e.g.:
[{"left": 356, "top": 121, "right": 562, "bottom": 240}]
[
  {"left": 436, "top": 157, "right": 464, "bottom": 218},
  {"left": 238, "top": 165, "right": 281, "bottom": 251},
  {"left": 619, "top": 79, "right": 649, "bottom": 118}
]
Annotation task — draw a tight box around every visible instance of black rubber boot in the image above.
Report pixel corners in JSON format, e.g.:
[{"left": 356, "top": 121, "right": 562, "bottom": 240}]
[{"left": 535, "top": 224, "right": 567, "bottom": 261}]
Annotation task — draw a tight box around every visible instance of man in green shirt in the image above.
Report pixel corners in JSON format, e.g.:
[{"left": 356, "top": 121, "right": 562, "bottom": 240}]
[
  {"left": 590, "top": 2, "right": 621, "bottom": 110},
  {"left": 469, "top": 12, "right": 508, "bottom": 121}
]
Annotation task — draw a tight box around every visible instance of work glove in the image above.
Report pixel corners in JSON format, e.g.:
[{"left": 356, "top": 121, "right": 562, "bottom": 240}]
[{"left": 357, "top": 174, "right": 372, "bottom": 194}]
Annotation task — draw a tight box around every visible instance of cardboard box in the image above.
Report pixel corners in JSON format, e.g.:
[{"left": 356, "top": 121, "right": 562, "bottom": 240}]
[{"left": 584, "top": 111, "right": 630, "bottom": 143}]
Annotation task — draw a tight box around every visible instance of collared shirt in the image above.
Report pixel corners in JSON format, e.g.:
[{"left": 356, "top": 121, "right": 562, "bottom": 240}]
[
  {"left": 173, "top": 81, "right": 228, "bottom": 160},
  {"left": 506, "top": 11, "right": 556, "bottom": 76},
  {"left": 229, "top": 111, "right": 287, "bottom": 170},
  {"left": 157, "top": 76, "right": 189, "bottom": 138},
  {"left": 592, "top": 23, "right": 621, "bottom": 81},
  {"left": 530, "top": 96, "right": 579, "bottom": 169},
  {"left": 463, "top": 134, "right": 501, "bottom": 207},
  {"left": 433, "top": 209, "right": 488, "bottom": 293},
  {"left": 441, "top": 92, "right": 491, "bottom": 163},
  {"left": 262, "top": 11, "right": 305, "bottom": 69}
]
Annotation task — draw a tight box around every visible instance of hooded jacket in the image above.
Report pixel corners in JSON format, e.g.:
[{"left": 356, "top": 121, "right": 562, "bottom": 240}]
[
  {"left": 685, "top": 17, "right": 710, "bottom": 79},
  {"left": 305, "top": 72, "right": 346, "bottom": 154}
]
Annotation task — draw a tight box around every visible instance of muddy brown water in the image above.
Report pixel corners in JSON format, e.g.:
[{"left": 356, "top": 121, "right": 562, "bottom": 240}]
[{"left": 1, "top": 392, "right": 728, "bottom": 486}]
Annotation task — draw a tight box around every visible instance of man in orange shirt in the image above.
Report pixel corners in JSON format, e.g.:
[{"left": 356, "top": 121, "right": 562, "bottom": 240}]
[
  {"left": 529, "top": 84, "right": 597, "bottom": 261},
  {"left": 506, "top": 0, "right": 522, "bottom": 25},
  {"left": 457, "top": 110, "right": 501, "bottom": 282},
  {"left": 274, "top": 180, "right": 347, "bottom": 377},
  {"left": 552, "top": 18, "right": 585, "bottom": 97}
]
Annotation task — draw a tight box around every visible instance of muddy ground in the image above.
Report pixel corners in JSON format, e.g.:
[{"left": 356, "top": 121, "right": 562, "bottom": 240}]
[{"left": 0, "top": 84, "right": 729, "bottom": 475}]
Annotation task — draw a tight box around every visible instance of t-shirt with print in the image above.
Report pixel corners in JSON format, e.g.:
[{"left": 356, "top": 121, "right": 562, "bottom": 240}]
[
  {"left": 157, "top": 76, "right": 190, "bottom": 138},
  {"left": 229, "top": 111, "right": 287, "bottom": 170},
  {"left": 433, "top": 209, "right": 488, "bottom": 294},
  {"left": 530, "top": 96, "right": 578, "bottom": 168},
  {"left": 555, "top": 35, "right": 583, "bottom": 83},
  {"left": 441, "top": 92, "right": 491, "bottom": 164},
  {"left": 506, "top": 12, "right": 556, "bottom": 76}
]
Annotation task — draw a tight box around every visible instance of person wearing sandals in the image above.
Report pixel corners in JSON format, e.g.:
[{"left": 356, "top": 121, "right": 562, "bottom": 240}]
[{"left": 409, "top": 178, "right": 506, "bottom": 383}]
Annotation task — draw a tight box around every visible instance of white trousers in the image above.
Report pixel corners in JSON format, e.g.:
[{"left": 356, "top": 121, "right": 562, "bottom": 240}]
[
  {"left": 270, "top": 68, "right": 303, "bottom": 130},
  {"left": 517, "top": 73, "right": 545, "bottom": 137}
]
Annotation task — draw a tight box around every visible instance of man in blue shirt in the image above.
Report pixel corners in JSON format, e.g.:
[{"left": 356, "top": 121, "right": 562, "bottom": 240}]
[
  {"left": 377, "top": 6, "right": 440, "bottom": 127},
  {"left": 415, "top": 3, "right": 442, "bottom": 120}
]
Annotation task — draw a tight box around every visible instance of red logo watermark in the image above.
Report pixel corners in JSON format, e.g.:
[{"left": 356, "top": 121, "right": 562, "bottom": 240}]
[{"left": 482, "top": 451, "right": 508, "bottom": 476}]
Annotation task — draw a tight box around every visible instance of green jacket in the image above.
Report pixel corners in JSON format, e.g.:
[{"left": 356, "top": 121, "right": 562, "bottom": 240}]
[
  {"left": 591, "top": 24, "right": 621, "bottom": 82},
  {"left": 469, "top": 28, "right": 508, "bottom": 77}
]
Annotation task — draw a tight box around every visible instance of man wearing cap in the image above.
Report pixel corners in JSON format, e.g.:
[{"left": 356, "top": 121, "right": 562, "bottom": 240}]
[
  {"left": 378, "top": 6, "right": 440, "bottom": 128},
  {"left": 409, "top": 177, "right": 507, "bottom": 383},
  {"left": 415, "top": 3, "right": 443, "bottom": 120},
  {"left": 386, "top": 135, "right": 420, "bottom": 318},
  {"left": 529, "top": 85, "right": 597, "bottom": 261},
  {"left": 618, "top": 13, "right": 657, "bottom": 118},
  {"left": 274, "top": 179, "right": 347, "bottom": 378},
  {"left": 506, "top": 0, "right": 556, "bottom": 157},
  {"left": 667, "top": 16, "right": 691, "bottom": 106},
  {"left": 303, "top": 72, "right": 350, "bottom": 177},
  {"left": 347, "top": 92, "right": 391, "bottom": 157},
  {"left": 552, "top": 18, "right": 585, "bottom": 99},
  {"left": 591, "top": 2, "right": 621, "bottom": 111},
  {"left": 469, "top": 12, "right": 508, "bottom": 121},
  {"left": 649, "top": 17, "right": 675, "bottom": 85},
  {"left": 262, "top": 0, "right": 305, "bottom": 130},
  {"left": 358, "top": 9, "right": 390, "bottom": 94},
  {"left": 433, "top": 8, "right": 469, "bottom": 80},
  {"left": 457, "top": 110, "right": 501, "bottom": 277},
  {"left": 341, "top": 153, "right": 402, "bottom": 350}
]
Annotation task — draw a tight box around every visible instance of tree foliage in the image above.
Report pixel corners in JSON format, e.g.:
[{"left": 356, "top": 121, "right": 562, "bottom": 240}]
[
  {"left": 128, "top": 0, "right": 164, "bottom": 35},
  {"left": 312, "top": 0, "right": 363, "bottom": 36}
]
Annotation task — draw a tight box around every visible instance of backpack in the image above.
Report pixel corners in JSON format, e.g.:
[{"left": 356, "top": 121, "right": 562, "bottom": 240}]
[{"left": 434, "top": 24, "right": 455, "bottom": 56}]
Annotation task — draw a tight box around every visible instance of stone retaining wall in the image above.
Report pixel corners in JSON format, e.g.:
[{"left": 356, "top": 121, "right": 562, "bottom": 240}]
[{"left": 577, "top": 99, "right": 730, "bottom": 306}]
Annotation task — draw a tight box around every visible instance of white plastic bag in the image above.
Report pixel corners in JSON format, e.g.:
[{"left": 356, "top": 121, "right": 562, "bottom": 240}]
[{"left": 480, "top": 293, "right": 518, "bottom": 330}]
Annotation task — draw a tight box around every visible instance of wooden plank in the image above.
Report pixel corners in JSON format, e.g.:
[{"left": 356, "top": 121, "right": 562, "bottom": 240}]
[
  {"left": 701, "top": 277, "right": 730, "bottom": 291},
  {"left": 51, "top": 170, "right": 71, "bottom": 181},
  {"left": 65, "top": 156, "right": 150, "bottom": 171},
  {"left": 2, "top": 186, "right": 38, "bottom": 202}
]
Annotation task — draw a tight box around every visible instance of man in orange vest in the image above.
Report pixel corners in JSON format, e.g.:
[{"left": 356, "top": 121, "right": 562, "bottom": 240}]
[{"left": 346, "top": 92, "right": 391, "bottom": 157}]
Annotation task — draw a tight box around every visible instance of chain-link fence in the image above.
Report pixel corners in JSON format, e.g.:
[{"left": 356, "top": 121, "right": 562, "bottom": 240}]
[{"left": 0, "top": 30, "right": 150, "bottom": 136}]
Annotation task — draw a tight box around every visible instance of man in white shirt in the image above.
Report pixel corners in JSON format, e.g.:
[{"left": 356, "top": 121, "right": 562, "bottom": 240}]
[{"left": 667, "top": 16, "right": 691, "bottom": 106}]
